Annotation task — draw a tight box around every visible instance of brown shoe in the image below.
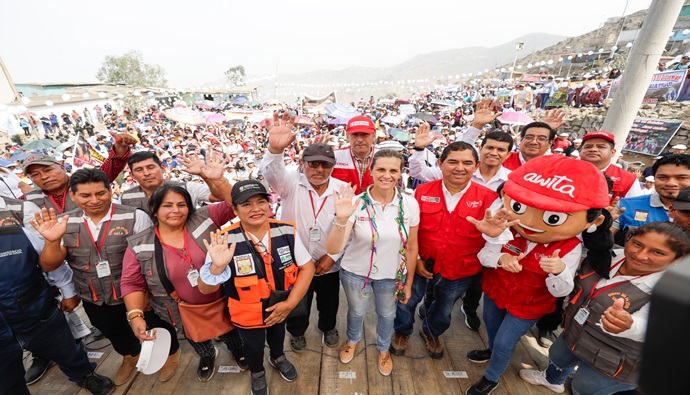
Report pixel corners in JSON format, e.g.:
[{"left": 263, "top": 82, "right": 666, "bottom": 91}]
[
  {"left": 420, "top": 330, "right": 443, "bottom": 359},
  {"left": 114, "top": 354, "right": 139, "bottom": 385},
  {"left": 389, "top": 332, "right": 410, "bottom": 356},
  {"left": 339, "top": 342, "right": 357, "bottom": 364},
  {"left": 159, "top": 349, "right": 181, "bottom": 382},
  {"left": 378, "top": 352, "right": 393, "bottom": 376}
]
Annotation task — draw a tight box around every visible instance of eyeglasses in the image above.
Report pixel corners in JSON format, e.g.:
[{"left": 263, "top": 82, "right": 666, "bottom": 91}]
[
  {"left": 306, "top": 161, "right": 334, "bottom": 169},
  {"left": 523, "top": 135, "right": 550, "bottom": 143}
]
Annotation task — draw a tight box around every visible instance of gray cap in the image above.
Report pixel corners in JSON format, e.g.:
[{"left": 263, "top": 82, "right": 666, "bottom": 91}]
[{"left": 22, "top": 154, "right": 61, "bottom": 172}]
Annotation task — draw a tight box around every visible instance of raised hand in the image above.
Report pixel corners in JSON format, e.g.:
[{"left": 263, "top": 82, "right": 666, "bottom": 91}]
[
  {"left": 467, "top": 208, "right": 519, "bottom": 237},
  {"left": 199, "top": 148, "right": 225, "bottom": 180},
  {"left": 539, "top": 249, "right": 566, "bottom": 274},
  {"left": 202, "top": 230, "right": 236, "bottom": 273},
  {"left": 334, "top": 184, "right": 361, "bottom": 221},
  {"left": 267, "top": 112, "right": 297, "bottom": 154},
  {"left": 606, "top": 197, "right": 626, "bottom": 222},
  {"left": 30, "top": 207, "right": 69, "bottom": 243},
  {"left": 542, "top": 109, "right": 566, "bottom": 131},
  {"left": 499, "top": 252, "right": 524, "bottom": 273},
  {"left": 110, "top": 129, "right": 138, "bottom": 156},
  {"left": 472, "top": 98, "right": 500, "bottom": 128},
  {"left": 177, "top": 154, "right": 205, "bottom": 176},
  {"left": 601, "top": 297, "right": 633, "bottom": 334},
  {"left": 313, "top": 131, "right": 330, "bottom": 144},
  {"left": 414, "top": 122, "right": 438, "bottom": 148}
]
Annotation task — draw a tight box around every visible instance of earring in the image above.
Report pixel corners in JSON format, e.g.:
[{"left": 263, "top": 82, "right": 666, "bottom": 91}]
[{"left": 586, "top": 223, "right": 597, "bottom": 233}]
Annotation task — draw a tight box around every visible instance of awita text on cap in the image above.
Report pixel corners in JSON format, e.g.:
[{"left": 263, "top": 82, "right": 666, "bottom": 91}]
[{"left": 522, "top": 172, "right": 576, "bottom": 198}]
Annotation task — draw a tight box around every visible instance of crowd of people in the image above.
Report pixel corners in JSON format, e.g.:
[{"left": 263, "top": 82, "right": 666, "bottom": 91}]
[{"left": 1, "top": 83, "right": 689, "bottom": 395}]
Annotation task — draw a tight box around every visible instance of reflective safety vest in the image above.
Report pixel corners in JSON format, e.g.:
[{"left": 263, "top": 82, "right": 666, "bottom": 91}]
[
  {"left": 62, "top": 204, "right": 138, "bottom": 306},
  {"left": 119, "top": 180, "right": 185, "bottom": 215},
  {"left": 25, "top": 188, "right": 79, "bottom": 214},
  {"left": 331, "top": 147, "right": 378, "bottom": 195},
  {"left": 0, "top": 196, "right": 25, "bottom": 227},
  {"left": 127, "top": 206, "right": 219, "bottom": 333},
  {"left": 483, "top": 228, "right": 581, "bottom": 320},
  {"left": 416, "top": 180, "right": 497, "bottom": 280},
  {"left": 563, "top": 260, "right": 648, "bottom": 384},
  {"left": 605, "top": 165, "right": 638, "bottom": 202},
  {"left": 0, "top": 226, "right": 54, "bottom": 343},
  {"left": 221, "top": 220, "right": 298, "bottom": 329}
]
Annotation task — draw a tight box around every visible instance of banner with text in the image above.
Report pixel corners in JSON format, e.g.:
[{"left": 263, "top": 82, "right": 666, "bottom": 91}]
[
  {"left": 607, "top": 70, "right": 687, "bottom": 104},
  {"left": 622, "top": 117, "right": 683, "bottom": 156}
]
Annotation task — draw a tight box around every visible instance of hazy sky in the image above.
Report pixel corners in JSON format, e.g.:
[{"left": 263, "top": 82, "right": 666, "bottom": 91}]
[{"left": 1, "top": 0, "right": 652, "bottom": 87}]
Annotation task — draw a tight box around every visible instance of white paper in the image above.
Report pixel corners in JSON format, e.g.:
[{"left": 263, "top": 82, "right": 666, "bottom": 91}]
[
  {"left": 87, "top": 352, "right": 104, "bottom": 359},
  {"left": 339, "top": 371, "right": 356, "bottom": 379},
  {"left": 218, "top": 365, "right": 241, "bottom": 373},
  {"left": 65, "top": 310, "right": 92, "bottom": 339},
  {"left": 443, "top": 371, "right": 468, "bottom": 379}
]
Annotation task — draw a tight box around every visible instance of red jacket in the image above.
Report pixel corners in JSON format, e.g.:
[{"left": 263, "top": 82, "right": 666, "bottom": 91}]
[
  {"left": 331, "top": 147, "right": 378, "bottom": 194},
  {"left": 605, "top": 165, "right": 638, "bottom": 201},
  {"left": 416, "top": 180, "right": 497, "bottom": 280},
  {"left": 502, "top": 152, "right": 523, "bottom": 171},
  {"left": 483, "top": 229, "right": 581, "bottom": 320}
]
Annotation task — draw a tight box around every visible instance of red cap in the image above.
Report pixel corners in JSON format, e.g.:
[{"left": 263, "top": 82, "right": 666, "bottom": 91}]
[
  {"left": 503, "top": 155, "right": 609, "bottom": 212},
  {"left": 346, "top": 116, "right": 376, "bottom": 134},
  {"left": 582, "top": 130, "right": 615, "bottom": 145}
]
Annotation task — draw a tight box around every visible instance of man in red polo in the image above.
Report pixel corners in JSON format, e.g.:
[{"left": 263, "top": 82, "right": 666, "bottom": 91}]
[
  {"left": 579, "top": 130, "right": 642, "bottom": 201},
  {"left": 331, "top": 116, "right": 378, "bottom": 194}
]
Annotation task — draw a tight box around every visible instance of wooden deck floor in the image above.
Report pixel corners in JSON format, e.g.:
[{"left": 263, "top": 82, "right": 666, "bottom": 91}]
[{"left": 28, "top": 293, "right": 561, "bottom": 395}]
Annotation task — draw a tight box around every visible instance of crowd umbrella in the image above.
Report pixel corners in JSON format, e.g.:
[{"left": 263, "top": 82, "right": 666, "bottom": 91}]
[
  {"left": 164, "top": 108, "right": 206, "bottom": 125},
  {"left": 20, "top": 139, "right": 60, "bottom": 151},
  {"left": 324, "top": 103, "right": 359, "bottom": 120},
  {"left": 497, "top": 112, "right": 535, "bottom": 126},
  {"left": 411, "top": 112, "right": 438, "bottom": 124}
]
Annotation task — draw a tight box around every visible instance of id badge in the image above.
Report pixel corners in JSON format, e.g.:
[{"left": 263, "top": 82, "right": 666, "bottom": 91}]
[
  {"left": 95, "top": 260, "right": 111, "bottom": 278},
  {"left": 187, "top": 269, "right": 199, "bottom": 287},
  {"left": 309, "top": 227, "right": 321, "bottom": 242},
  {"left": 574, "top": 307, "right": 590, "bottom": 325}
]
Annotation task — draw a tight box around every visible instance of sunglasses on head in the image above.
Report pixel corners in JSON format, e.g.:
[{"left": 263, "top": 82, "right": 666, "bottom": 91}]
[{"left": 306, "top": 161, "right": 334, "bottom": 169}]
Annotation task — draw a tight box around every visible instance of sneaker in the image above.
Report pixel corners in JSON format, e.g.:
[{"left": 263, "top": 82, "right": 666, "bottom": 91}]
[
  {"left": 389, "top": 332, "right": 410, "bottom": 356},
  {"left": 197, "top": 347, "right": 217, "bottom": 382},
  {"left": 416, "top": 303, "right": 426, "bottom": 319},
  {"left": 25, "top": 356, "right": 55, "bottom": 385},
  {"left": 231, "top": 348, "right": 249, "bottom": 371},
  {"left": 467, "top": 349, "right": 492, "bottom": 364},
  {"left": 113, "top": 354, "right": 138, "bottom": 385},
  {"left": 323, "top": 329, "right": 340, "bottom": 348},
  {"left": 420, "top": 330, "right": 443, "bottom": 359},
  {"left": 466, "top": 376, "right": 499, "bottom": 395},
  {"left": 268, "top": 355, "right": 298, "bottom": 382},
  {"left": 460, "top": 305, "right": 481, "bottom": 331},
  {"left": 339, "top": 342, "right": 357, "bottom": 364},
  {"left": 250, "top": 371, "right": 269, "bottom": 395},
  {"left": 290, "top": 335, "right": 306, "bottom": 353},
  {"left": 378, "top": 352, "right": 393, "bottom": 376},
  {"left": 77, "top": 372, "right": 115, "bottom": 395},
  {"left": 519, "top": 369, "right": 565, "bottom": 393},
  {"left": 536, "top": 328, "right": 554, "bottom": 348},
  {"left": 159, "top": 349, "right": 180, "bottom": 382}
]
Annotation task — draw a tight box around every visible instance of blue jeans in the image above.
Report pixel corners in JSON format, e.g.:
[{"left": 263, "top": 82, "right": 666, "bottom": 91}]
[
  {"left": 340, "top": 270, "right": 398, "bottom": 352},
  {"left": 540, "top": 93, "right": 551, "bottom": 109},
  {"left": 422, "top": 274, "right": 472, "bottom": 338},
  {"left": 393, "top": 274, "right": 428, "bottom": 336},
  {"left": 0, "top": 306, "right": 95, "bottom": 395},
  {"left": 545, "top": 334, "right": 637, "bottom": 395},
  {"left": 482, "top": 295, "right": 538, "bottom": 382}
]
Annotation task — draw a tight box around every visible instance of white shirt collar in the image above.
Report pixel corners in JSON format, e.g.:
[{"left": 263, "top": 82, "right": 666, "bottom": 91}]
[{"left": 441, "top": 179, "right": 472, "bottom": 198}]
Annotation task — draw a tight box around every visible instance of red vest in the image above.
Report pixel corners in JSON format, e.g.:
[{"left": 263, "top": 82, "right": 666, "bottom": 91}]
[
  {"left": 416, "top": 180, "right": 497, "bottom": 280},
  {"left": 502, "top": 152, "right": 523, "bottom": 171},
  {"left": 331, "top": 147, "right": 376, "bottom": 194},
  {"left": 482, "top": 229, "right": 581, "bottom": 320},
  {"left": 605, "top": 165, "right": 638, "bottom": 201}
]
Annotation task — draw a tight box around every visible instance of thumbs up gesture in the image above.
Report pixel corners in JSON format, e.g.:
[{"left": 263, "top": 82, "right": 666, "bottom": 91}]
[
  {"left": 601, "top": 297, "right": 634, "bottom": 334},
  {"left": 539, "top": 249, "right": 566, "bottom": 275},
  {"left": 498, "top": 252, "right": 524, "bottom": 273}
]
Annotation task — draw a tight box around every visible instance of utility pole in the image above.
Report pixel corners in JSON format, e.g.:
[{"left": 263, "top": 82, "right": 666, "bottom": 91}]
[
  {"left": 510, "top": 43, "right": 524, "bottom": 80},
  {"left": 602, "top": 0, "right": 684, "bottom": 160}
]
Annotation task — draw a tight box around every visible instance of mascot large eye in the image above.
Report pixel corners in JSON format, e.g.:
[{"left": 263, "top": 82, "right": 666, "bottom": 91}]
[
  {"left": 510, "top": 200, "right": 527, "bottom": 214},
  {"left": 542, "top": 211, "right": 568, "bottom": 226}
]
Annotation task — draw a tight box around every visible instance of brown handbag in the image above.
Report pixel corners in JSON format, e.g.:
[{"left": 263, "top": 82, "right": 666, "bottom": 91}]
[{"left": 154, "top": 237, "right": 234, "bottom": 342}]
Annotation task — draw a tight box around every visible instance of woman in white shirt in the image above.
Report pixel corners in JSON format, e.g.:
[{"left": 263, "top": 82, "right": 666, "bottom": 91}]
[
  {"left": 326, "top": 149, "right": 419, "bottom": 377},
  {"left": 0, "top": 165, "right": 33, "bottom": 199}
]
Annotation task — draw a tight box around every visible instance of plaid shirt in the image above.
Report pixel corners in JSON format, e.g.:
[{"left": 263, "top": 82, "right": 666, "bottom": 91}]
[{"left": 352, "top": 150, "right": 372, "bottom": 189}]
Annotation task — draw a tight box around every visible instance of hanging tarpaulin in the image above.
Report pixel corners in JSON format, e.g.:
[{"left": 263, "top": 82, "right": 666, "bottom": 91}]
[{"left": 302, "top": 91, "right": 336, "bottom": 113}]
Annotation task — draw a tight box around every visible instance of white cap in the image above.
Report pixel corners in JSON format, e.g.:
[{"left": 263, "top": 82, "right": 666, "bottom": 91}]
[
  {"left": 554, "top": 147, "right": 564, "bottom": 152},
  {"left": 645, "top": 175, "right": 655, "bottom": 182},
  {"left": 136, "top": 328, "right": 172, "bottom": 375},
  {"left": 672, "top": 144, "right": 687, "bottom": 150},
  {"left": 559, "top": 132, "right": 569, "bottom": 137},
  {"left": 574, "top": 138, "right": 582, "bottom": 143}
]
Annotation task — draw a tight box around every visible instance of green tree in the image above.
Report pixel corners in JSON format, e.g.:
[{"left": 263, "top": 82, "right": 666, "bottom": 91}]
[
  {"left": 96, "top": 50, "right": 168, "bottom": 87},
  {"left": 225, "top": 65, "right": 246, "bottom": 85}
]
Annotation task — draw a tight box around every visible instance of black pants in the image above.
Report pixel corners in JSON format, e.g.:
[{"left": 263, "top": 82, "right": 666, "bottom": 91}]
[
  {"left": 286, "top": 271, "right": 339, "bottom": 337},
  {"left": 237, "top": 323, "right": 286, "bottom": 374},
  {"left": 536, "top": 296, "right": 565, "bottom": 332},
  {"left": 462, "top": 272, "right": 483, "bottom": 315}
]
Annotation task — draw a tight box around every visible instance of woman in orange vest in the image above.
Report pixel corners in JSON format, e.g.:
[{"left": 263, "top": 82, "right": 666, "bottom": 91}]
[{"left": 199, "top": 180, "right": 315, "bottom": 395}]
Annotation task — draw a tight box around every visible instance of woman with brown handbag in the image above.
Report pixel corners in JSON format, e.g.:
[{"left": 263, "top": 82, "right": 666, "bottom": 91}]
[{"left": 121, "top": 184, "right": 247, "bottom": 382}]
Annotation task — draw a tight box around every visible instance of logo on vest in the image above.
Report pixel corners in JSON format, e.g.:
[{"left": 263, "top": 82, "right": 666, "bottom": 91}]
[
  {"left": 503, "top": 243, "right": 523, "bottom": 255},
  {"left": 0, "top": 218, "right": 21, "bottom": 227},
  {"left": 466, "top": 201, "right": 481, "bottom": 208},
  {"left": 607, "top": 293, "right": 631, "bottom": 309},
  {"left": 523, "top": 173, "right": 576, "bottom": 198},
  {"left": 234, "top": 253, "right": 256, "bottom": 275},
  {"left": 421, "top": 196, "right": 441, "bottom": 203},
  {"left": 108, "top": 226, "right": 130, "bottom": 236}
]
